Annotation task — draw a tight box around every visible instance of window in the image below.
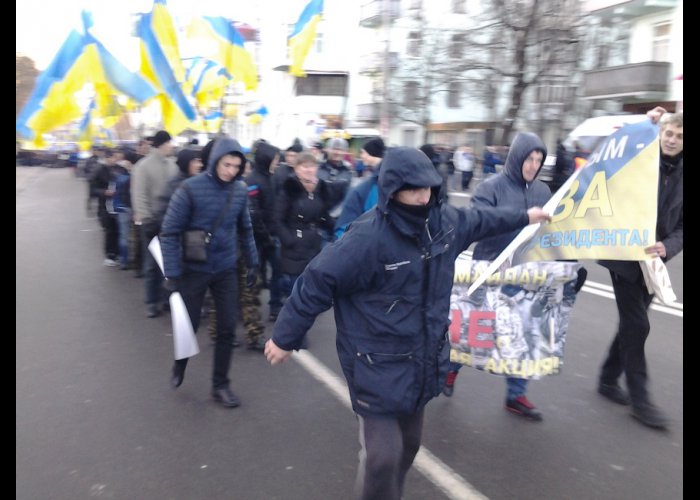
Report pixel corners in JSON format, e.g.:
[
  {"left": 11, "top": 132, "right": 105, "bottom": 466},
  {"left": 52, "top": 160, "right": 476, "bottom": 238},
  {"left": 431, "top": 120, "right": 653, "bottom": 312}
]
[
  {"left": 404, "top": 81, "right": 419, "bottom": 106},
  {"left": 410, "top": 0, "right": 422, "bottom": 9},
  {"left": 452, "top": 0, "right": 466, "bottom": 13},
  {"left": 407, "top": 31, "right": 421, "bottom": 57},
  {"left": 652, "top": 22, "right": 671, "bottom": 62},
  {"left": 295, "top": 74, "right": 348, "bottom": 96},
  {"left": 447, "top": 82, "right": 461, "bottom": 108},
  {"left": 450, "top": 34, "right": 464, "bottom": 59}
]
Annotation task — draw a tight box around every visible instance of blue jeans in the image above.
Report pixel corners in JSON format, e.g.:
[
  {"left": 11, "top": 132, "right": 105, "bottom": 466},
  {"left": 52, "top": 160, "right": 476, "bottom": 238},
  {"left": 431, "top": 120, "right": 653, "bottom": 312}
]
[
  {"left": 174, "top": 269, "right": 238, "bottom": 389},
  {"left": 117, "top": 210, "right": 131, "bottom": 266},
  {"left": 448, "top": 362, "right": 529, "bottom": 400},
  {"left": 279, "top": 273, "right": 300, "bottom": 300},
  {"left": 140, "top": 223, "right": 164, "bottom": 305}
]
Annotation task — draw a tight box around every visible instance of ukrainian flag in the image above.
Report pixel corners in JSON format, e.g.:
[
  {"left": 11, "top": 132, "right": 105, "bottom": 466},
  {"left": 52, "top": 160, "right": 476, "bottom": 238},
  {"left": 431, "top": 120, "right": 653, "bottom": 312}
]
[
  {"left": 192, "top": 110, "right": 223, "bottom": 134},
  {"left": 16, "top": 19, "right": 156, "bottom": 148},
  {"left": 288, "top": 0, "right": 323, "bottom": 77},
  {"left": 247, "top": 105, "right": 269, "bottom": 124},
  {"left": 138, "top": 0, "right": 196, "bottom": 135},
  {"left": 187, "top": 16, "right": 258, "bottom": 91},
  {"left": 184, "top": 57, "right": 232, "bottom": 109},
  {"left": 77, "top": 99, "right": 96, "bottom": 152}
]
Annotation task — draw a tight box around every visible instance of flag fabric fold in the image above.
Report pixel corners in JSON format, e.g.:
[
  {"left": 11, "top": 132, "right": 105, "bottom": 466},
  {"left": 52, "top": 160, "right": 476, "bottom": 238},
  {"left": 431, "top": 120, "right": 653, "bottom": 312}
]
[
  {"left": 138, "top": 0, "right": 196, "bottom": 135},
  {"left": 187, "top": 16, "right": 258, "bottom": 91},
  {"left": 288, "top": 0, "right": 323, "bottom": 77}
]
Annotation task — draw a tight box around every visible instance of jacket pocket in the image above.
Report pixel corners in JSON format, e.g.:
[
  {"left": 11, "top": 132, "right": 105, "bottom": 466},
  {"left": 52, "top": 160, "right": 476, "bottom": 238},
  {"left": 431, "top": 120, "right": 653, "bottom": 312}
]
[{"left": 352, "top": 350, "right": 418, "bottom": 415}]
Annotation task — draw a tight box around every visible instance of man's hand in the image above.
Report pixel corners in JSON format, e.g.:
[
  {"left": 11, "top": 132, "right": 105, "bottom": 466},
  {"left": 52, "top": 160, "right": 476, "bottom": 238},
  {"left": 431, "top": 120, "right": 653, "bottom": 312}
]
[
  {"left": 264, "top": 339, "right": 293, "bottom": 365},
  {"left": 647, "top": 106, "right": 668, "bottom": 124},
  {"left": 164, "top": 277, "right": 180, "bottom": 293},
  {"left": 246, "top": 268, "right": 258, "bottom": 288},
  {"left": 645, "top": 242, "right": 666, "bottom": 259},
  {"left": 527, "top": 207, "right": 552, "bottom": 224}
]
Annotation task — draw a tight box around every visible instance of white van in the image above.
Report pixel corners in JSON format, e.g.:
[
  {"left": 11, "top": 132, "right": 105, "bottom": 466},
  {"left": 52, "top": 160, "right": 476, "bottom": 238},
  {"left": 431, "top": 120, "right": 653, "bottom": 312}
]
[{"left": 539, "top": 114, "right": 648, "bottom": 189}]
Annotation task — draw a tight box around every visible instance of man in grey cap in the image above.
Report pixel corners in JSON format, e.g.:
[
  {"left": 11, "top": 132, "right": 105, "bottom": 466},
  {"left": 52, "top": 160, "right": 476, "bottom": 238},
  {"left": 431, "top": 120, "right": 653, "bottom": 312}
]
[{"left": 131, "top": 130, "right": 177, "bottom": 318}]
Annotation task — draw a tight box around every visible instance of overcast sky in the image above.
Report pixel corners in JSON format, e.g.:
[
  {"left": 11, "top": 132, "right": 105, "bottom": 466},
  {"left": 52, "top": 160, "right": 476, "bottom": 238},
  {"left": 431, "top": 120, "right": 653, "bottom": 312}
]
[{"left": 16, "top": 0, "right": 304, "bottom": 70}]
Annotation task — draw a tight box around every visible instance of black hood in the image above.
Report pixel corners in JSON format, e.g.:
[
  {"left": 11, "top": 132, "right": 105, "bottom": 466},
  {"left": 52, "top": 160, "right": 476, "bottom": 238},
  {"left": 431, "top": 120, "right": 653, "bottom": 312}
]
[
  {"left": 207, "top": 136, "right": 246, "bottom": 182},
  {"left": 378, "top": 147, "right": 443, "bottom": 212},
  {"left": 254, "top": 142, "right": 280, "bottom": 175},
  {"left": 503, "top": 132, "right": 547, "bottom": 186}
]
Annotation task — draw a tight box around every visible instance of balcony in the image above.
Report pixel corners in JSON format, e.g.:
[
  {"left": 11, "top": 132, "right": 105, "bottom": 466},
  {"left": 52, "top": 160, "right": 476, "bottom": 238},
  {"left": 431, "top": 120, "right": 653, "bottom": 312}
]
[
  {"left": 582, "top": 61, "right": 671, "bottom": 100},
  {"left": 360, "top": 0, "right": 401, "bottom": 28},
  {"left": 359, "top": 51, "right": 399, "bottom": 75}
]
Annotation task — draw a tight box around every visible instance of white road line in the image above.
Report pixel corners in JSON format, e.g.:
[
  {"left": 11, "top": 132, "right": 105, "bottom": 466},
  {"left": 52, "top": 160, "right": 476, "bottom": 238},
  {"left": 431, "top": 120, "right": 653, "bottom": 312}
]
[
  {"left": 460, "top": 251, "right": 682, "bottom": 316},
  {"left": 294, "top": 350, "right": 488, "bottom": 500}
]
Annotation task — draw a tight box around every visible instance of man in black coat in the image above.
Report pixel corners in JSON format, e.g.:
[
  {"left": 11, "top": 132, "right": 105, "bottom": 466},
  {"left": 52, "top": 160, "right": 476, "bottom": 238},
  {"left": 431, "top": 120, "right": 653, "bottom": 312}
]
[{"left": 597, "top": 109, "right": 683, "bottom": 430}]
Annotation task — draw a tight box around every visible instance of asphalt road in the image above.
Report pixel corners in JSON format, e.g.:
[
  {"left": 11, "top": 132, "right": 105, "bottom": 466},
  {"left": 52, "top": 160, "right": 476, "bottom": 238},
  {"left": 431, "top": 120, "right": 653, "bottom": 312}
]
[{"left": 17, "top": 166, "right": 682, "bottom": 499}]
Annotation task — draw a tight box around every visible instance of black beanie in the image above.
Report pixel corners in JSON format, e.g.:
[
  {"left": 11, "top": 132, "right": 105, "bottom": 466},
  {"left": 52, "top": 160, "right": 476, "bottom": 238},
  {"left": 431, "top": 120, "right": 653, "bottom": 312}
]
[
  {"left": 152, "top": 130, "right": 172, "bottom": 148},
  {"left": 363, "top": 137, "right": 385, "bottom": 158}
]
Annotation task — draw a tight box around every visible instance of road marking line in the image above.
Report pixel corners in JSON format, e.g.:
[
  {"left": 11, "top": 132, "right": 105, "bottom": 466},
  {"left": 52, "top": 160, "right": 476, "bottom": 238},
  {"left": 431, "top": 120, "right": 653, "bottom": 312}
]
[
  {"left": 294, "top": 350, "right": 488, "bottom": 500},
  {"left": 461, "top": 251, "right": 682, "bottom": 315}
]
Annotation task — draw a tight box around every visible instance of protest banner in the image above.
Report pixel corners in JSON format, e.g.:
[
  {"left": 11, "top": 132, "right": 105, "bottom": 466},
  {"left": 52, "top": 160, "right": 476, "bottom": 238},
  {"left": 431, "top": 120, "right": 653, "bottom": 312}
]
[{"left": 451, "top": 257, "right": 581, "bottom": 379}]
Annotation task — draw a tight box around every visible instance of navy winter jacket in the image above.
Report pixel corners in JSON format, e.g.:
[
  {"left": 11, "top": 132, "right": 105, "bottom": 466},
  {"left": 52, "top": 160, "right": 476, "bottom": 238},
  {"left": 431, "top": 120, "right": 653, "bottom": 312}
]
[
  {"left": 159, "top": 137, "right": 258, "bottom": 278},
  {"left": 472, "top": 132, "right": 551, "bottom": 260},
  {"left": 271, "top": 147, "right": 532, "bottom": 417}
]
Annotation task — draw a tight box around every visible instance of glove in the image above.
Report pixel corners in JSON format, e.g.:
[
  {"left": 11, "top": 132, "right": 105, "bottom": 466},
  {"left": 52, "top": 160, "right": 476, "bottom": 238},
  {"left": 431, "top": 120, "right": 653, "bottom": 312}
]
[
  {"left": 164, "top": 277, "right": 180, "bottom": 293},
  {"left": 246, "top": 268, "right": 258, "bottom": 288}
]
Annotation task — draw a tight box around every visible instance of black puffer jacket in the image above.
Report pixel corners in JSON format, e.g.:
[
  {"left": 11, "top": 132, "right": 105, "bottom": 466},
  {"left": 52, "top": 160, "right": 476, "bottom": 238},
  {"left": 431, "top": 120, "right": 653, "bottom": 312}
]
[
  {"left": 271, "top": 147, "right": 532, "bottom": 417},
  {"left": 471, "top": 132, "right": 551, "bottom": 259}
]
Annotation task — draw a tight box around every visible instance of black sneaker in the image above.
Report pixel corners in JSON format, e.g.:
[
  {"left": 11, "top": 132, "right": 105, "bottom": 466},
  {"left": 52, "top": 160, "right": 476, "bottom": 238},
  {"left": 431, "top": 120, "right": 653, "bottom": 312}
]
[
  {"left": 212, "top": 387, "right": 241, "bottom": 408},
  {"left": 505, "top": 396, "right": 543, "bottom": 421},
  {"left": 598, "top": 382, "right": 631, "bottom": 405},
  {"left": 147, "top": 304, "right": 161, "bottom": 318},
  {"left": 631, "top": 403, "right": 668, "bottom": 430}
]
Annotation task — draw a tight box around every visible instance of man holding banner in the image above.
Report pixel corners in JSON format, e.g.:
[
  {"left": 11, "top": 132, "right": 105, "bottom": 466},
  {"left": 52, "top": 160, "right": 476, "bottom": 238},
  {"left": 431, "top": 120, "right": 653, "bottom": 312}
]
[
  {"left": 597, "top": 110, "right": 683, "bottom": 430},
  {"left": 443, "top": 131, "right": 568, "bottom": 421}
]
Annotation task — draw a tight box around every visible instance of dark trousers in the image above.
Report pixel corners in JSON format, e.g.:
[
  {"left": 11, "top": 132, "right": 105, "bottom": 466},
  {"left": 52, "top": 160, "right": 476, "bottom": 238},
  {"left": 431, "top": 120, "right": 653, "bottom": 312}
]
[
  {"left": 600, "top": 270, "right": 654, "bottom": 405},
  {"left": 140, "top": 223, "right": 164, "bottom": 305},
  {"left": 460, "top": 170, "right": 473, "bottom": 190},
  {"left": 175, "top": 269, "right": 238, "bottom": 390},
  {"left": 355, "top": 410, "right": 424, "bottom": 500},
  {"left": 262, "top": 239, "right": 283, "bottom": 314},
  {"left": 100, "top": 213, "right": 119, "bottom": 259}
]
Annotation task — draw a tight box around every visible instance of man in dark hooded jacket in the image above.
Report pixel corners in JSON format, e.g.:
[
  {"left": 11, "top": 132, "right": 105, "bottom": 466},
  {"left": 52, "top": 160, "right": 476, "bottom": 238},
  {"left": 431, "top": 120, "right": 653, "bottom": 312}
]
[
  {"left": 246, "top": 141, "right": 283, "bottom": 321},
  {"left": 264, "top": 146, "right": 551, "bottom": 499},
  {"left": 160, "top": 136, "right": 258, "bottom": 408},
  {"left": 442, "top": 132, "right": 553, "bottom": 421}
]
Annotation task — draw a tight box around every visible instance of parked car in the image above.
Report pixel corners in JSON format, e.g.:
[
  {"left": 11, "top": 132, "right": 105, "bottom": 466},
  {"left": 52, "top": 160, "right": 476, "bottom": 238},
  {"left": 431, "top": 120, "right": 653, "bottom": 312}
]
[{"left": 539, "top": 114, "right": 648, "bottom": 191}]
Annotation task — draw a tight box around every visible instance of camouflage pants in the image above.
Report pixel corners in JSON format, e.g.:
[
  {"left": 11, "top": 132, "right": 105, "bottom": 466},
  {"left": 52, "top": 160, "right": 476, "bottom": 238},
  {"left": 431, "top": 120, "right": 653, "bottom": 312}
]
[{"left": 208, "top": 255, "right": 264, "bottom": 345}]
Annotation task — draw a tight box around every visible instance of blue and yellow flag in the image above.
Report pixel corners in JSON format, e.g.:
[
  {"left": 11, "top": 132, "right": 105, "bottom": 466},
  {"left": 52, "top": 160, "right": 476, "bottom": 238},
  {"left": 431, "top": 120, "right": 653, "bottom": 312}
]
[
  {"left": 247, "top": 105, "right": 268, "bottom": 124},
  {"left": 288, "top": 0, "right": 323, "bottom": 77},
  {"left": 187, "top": 17, "right": 258, "bottom": 91},
  {"left": 184, "top": 57, "right": 232, "bottom": 109},
  {"left": 192, "top": 110, "right": 223, "bottom": 134},
  {"left": 16, "top": 15, "right": 157, "bottom": 148},
  {"left": 77, "top": 99, "right": 96, "bottom": 152},
  {"left": 138, "top": 0, "right": 196, "bottom": 135},
  {"left": 512, "top": 120, "right": 660, "bottom": 263}
]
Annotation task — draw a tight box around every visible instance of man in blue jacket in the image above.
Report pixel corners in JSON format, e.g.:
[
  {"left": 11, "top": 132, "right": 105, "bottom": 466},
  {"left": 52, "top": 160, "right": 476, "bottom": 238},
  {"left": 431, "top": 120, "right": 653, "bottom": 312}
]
[
  {"left": 264, "top": 147, "right": 550, "bottom": 499},
  {"left": 160, "top": 136, "right": 258, "bottom": 408}
]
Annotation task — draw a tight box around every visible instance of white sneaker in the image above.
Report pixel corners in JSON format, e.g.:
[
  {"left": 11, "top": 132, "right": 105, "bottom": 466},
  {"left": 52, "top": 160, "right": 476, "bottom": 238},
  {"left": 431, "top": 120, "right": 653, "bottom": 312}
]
[{"left": 103, "top": 258, "right": 118, "bottom": 267}]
